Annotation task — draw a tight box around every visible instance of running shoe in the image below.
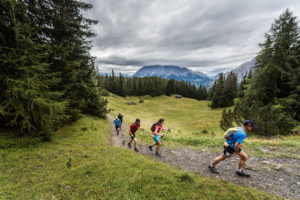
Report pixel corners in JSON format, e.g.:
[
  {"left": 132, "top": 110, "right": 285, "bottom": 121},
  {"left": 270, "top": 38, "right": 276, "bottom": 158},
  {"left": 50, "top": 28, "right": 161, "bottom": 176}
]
[
  {"left": 208, "top": 165, "right": 220, "bottom": 174},
  {"left": 155, "top": 152, "right": 161, "bottom": 157},
  {"left": 236, "top": 170, "right": 251, "bottom": 177}
]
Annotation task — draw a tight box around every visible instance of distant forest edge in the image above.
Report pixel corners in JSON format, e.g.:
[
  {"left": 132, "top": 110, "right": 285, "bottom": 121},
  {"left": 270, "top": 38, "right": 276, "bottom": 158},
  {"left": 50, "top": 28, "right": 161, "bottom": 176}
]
[
  {"left": 97, "top": 71, "right": 208, "bottom": 100},
  {"left": 96, "top": 69, "right": 243, "bottom": 107},
  {"left": 0, "top": 0, "right": 107, "bottom": 135}
]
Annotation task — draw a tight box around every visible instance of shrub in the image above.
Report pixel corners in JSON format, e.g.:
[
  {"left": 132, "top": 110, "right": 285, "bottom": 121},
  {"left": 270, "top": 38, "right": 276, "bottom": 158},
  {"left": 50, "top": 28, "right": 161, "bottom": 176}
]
[
  {"left": 100, "top": 89, "right": 110, "bottom": 96},
  {"left": 202, "top": 129, "right": 208, "bottom": 134}
]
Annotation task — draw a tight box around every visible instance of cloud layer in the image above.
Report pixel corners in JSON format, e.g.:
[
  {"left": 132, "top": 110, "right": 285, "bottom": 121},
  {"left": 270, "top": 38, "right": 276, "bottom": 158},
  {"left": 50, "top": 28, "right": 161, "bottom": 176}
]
[{"left": 84, "top": 0, "right": 300, "bottom": 75}]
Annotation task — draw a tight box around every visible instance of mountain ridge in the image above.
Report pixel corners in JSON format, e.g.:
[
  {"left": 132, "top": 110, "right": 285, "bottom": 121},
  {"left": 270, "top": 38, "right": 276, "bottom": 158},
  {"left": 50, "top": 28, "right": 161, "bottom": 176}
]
[
  {"left": 134, "top": 65, "right": 212, "bottom": 87},
  {"left": 211, "top": 58, "right": 256, "bottom": 86},
  {"left": 99, "top": 59, "right": 256, "bottom": 88}
]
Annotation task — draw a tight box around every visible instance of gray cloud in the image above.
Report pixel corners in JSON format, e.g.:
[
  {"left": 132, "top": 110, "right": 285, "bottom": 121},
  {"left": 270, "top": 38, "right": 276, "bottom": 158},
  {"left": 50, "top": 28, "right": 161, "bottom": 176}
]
[{"left": 84, "top": 0, "right": 300, "bottom": 75}]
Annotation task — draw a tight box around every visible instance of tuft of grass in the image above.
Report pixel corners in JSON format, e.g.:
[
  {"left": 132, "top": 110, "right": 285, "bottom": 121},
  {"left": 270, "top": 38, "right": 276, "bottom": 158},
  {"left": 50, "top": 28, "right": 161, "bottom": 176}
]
[
  {"left": 66, "top": 158, "right": 72, "bottom": 169},
  {"left": 176, "top": 171, "right": 194, "bottom": 183},
  {"left": 202, "top": 129, "right": 208, "bottom": 134},
  {"left": 81, "top": 127, "right": 88, "bottom": 131}
]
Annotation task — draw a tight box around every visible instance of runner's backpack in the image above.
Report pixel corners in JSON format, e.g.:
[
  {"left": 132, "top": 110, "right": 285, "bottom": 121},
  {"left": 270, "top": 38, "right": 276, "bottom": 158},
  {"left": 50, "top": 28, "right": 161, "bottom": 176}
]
[
  {"left": 223, "top": 127, "right": 239, "bottom": 140},
  {"left": 118, "top": 114, "right": 123, "bottom": 119},
  {"left": 151, "top": 123, "right": 160, "bottom": 132}
]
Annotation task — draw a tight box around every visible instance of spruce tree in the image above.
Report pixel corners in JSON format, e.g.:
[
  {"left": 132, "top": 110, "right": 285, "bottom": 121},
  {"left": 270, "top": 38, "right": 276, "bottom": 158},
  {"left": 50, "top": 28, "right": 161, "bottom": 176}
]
[
  {"left": 224, "top": 72, "right": 238, "bottom": 106},
  {"left": 220, "top": 109, "right": 233, "bottom": 131},
  {"left": 0, "top": 0, "right": 67, "bottom": 133},
  {"left": 137, "top": 79, "right": 145, "bottom": 96},
  {"left": 231, "top": 9, "right": 299, "bottom": 135},
  {"left": 210, "top": 73, "right": 225, "bottom": 108},
  {"left": 35, "top": 0, "right": 107, "bottom": 120}
]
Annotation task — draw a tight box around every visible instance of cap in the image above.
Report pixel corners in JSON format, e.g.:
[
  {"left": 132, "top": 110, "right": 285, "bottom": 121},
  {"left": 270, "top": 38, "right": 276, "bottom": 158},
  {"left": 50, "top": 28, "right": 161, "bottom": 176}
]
[
  {"left": 136, "top": 118, "right": 140, "bottom": 122},
  {"left": 243, "top": 120, "right": 257, "bottom": 129}
]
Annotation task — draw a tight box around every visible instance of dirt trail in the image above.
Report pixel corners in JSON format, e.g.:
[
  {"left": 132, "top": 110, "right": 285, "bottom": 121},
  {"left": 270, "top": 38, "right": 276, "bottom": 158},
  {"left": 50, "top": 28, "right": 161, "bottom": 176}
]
[{"left": 107, "top": 115, "right": 300, "bottom": 199}]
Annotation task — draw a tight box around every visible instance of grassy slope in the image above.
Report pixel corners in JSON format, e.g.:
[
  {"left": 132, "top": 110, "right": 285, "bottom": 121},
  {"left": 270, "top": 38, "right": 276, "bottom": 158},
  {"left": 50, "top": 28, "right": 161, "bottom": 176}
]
[
  {"left": 107, "top": 95, "right": 300, "bottom": 159},
  {"left": 0, "top": 115, "right": 276, "bottom": 199}
]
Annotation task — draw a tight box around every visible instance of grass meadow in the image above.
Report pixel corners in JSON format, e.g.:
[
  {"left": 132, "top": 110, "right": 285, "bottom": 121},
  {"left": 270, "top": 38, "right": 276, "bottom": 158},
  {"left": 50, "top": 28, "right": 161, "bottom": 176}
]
[{"left": 108, "top": 94, "right": 300, "bottom": 159}]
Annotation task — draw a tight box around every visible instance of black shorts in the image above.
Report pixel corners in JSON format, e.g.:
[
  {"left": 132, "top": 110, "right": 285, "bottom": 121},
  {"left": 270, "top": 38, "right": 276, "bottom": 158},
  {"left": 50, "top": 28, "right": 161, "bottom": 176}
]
[
  {"left": 223, "top": 145, "right": 241, "bottom": 156},
  {"left": 115, "top": 126, "right": 120, "bottom": 130},
  {"left": 130, "top": 134, "right": 136, "bottom": 139}
]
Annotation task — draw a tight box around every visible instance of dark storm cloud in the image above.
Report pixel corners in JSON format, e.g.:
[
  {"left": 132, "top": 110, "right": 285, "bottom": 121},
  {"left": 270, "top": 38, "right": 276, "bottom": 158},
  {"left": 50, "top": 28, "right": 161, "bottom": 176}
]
[
  {"left": 98, "top": 56, "right": 144, "bottom": 66},
  {"left": 84, "top": 0, "right": 300, "bottom": 75}
]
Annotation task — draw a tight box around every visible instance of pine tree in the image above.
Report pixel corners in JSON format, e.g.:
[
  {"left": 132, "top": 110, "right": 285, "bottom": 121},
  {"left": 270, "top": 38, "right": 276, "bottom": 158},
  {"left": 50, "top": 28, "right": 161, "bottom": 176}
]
[
  {"left": 0, "top": 0, "right": 67, "bottom": 133},
  {"left": 238, "top": 74, "right": 247, "bottom": 98},
  {"left": 220, "top": 109, "right": 233, "bottom": 131},
  {"left": 137, "top": 79, "right": 145, "bottom": 96},
  {"left": 232, "top": 9, "right": 299, "bottom": 135},
  {"left": 0, "top": 0, "right": 108, "bottom": 134},
  {"left": 248, "top": 70, "right": 252, "bottom": 79},
  {"left": 118, "top": 73, "right": 126, "bottom": 96},
  {"left": 210, "top": 73, "right": 225, "bottom": 108},
  {"left": 166, "top": 79, "right": 175, "bottom": 96},
  {"left": 224, "top": 72, "right": 238, "bottom": 106},
  {"left": 47, "top": 0, "right": 106, "bottom": 120}
]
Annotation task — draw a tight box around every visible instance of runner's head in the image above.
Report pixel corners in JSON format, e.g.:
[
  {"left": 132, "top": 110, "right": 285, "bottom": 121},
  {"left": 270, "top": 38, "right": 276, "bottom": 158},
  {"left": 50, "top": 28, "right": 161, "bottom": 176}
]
[
  {"left": 135, "top": 118, "right": 140, "bottom": 125},
  {"left": 158, "top": 118, "right": 164, "bottom": 125},
  {"left": 243, "top": 120, "right": 257, "bottom": 132}
]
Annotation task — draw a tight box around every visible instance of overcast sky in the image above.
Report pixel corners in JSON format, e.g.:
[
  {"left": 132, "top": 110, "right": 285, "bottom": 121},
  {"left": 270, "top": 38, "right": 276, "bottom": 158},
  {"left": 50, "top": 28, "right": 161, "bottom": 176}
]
[{"left": 83, "top": 0, "right": 300, "bottom": 76}]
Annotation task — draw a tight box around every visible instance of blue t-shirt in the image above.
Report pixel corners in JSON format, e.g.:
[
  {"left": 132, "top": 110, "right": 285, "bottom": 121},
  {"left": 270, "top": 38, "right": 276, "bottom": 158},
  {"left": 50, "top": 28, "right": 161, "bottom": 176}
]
[
  {"left": 226, "top": 127, "right": 246, "bottom": 149},
  {"left": 114, "top": 119, "right": 121, "bottom": 127}
]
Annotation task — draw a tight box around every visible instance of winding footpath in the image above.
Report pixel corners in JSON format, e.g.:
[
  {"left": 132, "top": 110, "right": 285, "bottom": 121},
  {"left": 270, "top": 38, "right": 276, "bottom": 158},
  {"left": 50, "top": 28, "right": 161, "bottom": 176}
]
[{"left": 107, "top": 115, "right": 300, "bottom": 199}]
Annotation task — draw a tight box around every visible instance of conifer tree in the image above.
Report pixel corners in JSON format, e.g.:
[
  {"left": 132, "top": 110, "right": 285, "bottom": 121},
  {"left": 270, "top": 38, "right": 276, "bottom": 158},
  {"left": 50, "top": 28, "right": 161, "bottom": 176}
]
[
  {"left": 228, "top": 9, "right": 299, "bottom": 135},
  {"left": 0, "top": 0, "right": 67, "bottom": 133},
  {"left": 220, "top": 109, "right": 233, "bottom": 131},
  {"left": 210, "top": 73, "right": 226, "bottom": 108},
  {"left": 137, "top": 79, "right": 145, "bottom": 96},
  {"left": 0, "top": 0, "right": 108, "bottom": 134}
]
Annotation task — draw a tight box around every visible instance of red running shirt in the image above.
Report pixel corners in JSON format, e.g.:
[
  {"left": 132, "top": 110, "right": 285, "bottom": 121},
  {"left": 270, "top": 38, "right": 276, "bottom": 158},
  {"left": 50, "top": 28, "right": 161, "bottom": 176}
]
[{"left": 130, "top": 123, "right": 140, "bottom": 134}]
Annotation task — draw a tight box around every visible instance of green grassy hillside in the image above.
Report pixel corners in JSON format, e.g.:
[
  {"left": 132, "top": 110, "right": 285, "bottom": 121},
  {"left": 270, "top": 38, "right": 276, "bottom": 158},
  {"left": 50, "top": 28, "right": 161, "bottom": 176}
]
[
  {"left": 108, "top": 95, "right": 300, "bottom": 159},
  {"left": 0, "top": 115, "right": 276, "bottom": 199}
]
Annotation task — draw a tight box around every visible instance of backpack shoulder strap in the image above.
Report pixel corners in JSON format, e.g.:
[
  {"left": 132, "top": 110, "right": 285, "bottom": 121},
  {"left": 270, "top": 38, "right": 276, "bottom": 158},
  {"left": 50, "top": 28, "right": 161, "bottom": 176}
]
[{"left": 223, "top": 128, "right": 239, "bottom": 140}]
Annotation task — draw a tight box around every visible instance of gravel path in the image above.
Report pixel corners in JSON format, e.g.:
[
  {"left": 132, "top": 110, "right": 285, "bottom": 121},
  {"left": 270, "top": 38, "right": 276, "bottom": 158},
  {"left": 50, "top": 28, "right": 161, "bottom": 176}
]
[{"left": 107, "top": 115, "right": 300, "bottom": 199}]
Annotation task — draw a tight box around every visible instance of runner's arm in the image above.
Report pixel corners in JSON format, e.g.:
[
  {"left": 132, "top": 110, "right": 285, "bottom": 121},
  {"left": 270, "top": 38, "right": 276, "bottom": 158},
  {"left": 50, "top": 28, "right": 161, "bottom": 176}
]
[
  {"left": 235, "top": 134, "right": 246, "bottom": 153},
  {"left": 153, "top": 128, "right": 162, "bottom": 136},
  {"left": 234, "top": 142, "right": 242, "bottom": 153}
]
